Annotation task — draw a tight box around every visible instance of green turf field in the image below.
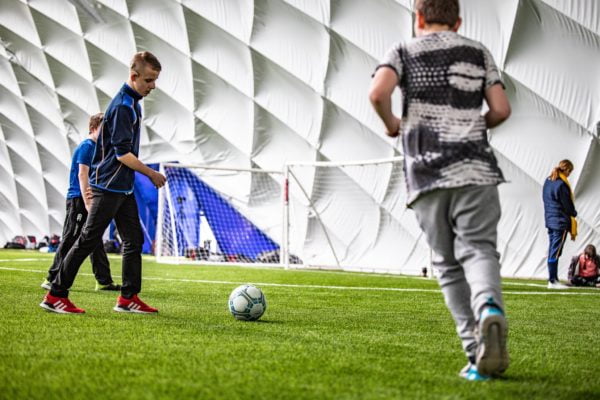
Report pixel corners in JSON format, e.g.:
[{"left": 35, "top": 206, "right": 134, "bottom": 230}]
[{"left": 1, "top": 249, "right": 599, "bottom": 400}]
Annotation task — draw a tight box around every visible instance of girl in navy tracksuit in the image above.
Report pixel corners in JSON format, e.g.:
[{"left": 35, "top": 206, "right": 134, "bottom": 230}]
[{"left": 542, "top": 159, "right": 577, "bottom": 288}]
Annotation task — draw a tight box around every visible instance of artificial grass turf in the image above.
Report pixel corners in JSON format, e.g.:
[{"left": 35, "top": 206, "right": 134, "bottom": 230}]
[{"left": 0, "top": 250, "right": 599, "bottom": 399}]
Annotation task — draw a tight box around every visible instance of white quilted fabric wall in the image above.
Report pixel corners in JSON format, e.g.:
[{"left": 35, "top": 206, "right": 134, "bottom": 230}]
[{"left": 0, "top": 0, "right": 598, "bottom": 278}]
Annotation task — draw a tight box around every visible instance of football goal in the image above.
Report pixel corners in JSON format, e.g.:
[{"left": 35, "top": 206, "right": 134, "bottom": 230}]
[{"left": 156, "top": 158, "right": 431, "bottom": 275}]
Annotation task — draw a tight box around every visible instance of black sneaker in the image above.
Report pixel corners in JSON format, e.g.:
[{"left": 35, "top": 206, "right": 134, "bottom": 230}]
[{"left": 95, "top": 282, "right": 122, "bottom": 291}]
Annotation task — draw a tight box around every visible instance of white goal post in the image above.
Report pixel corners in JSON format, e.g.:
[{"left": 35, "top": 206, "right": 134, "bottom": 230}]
[{"left": 155, "top": 158, "right": 431, "bottom": 275}]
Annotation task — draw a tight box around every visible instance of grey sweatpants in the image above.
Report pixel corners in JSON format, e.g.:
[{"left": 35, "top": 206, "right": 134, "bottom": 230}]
[{"left": 412, "top": 185, "right": 504, "bottom": 359}]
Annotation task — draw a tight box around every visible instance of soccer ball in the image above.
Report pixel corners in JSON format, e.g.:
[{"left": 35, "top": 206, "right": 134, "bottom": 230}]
[{"left": 228, "top": 284, "right": 267, "bottom": 321}]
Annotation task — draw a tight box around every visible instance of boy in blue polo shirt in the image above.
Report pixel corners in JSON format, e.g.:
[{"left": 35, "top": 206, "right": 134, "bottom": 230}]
[
  {"left": 41, "top": 113, "right": 120, "bottom": 292},
  {"left": 370, "top": 0, "right": 511, "bottom": 380}
]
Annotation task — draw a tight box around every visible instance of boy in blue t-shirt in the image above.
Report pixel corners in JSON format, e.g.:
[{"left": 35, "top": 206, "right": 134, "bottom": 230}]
[
  {"left": 41, "top": 113, "right": 120, "bottom": 292},
  {"left": 370, "top": 0, "right": 511, "bottom": 381}
]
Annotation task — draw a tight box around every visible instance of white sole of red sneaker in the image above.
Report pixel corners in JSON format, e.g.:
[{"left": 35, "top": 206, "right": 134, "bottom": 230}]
[
  {"left": 113, "top": 305, "right": 157, "bottom": 314},
  {"left": 39, "top": 302, "right": 84, "bottom": 314}
]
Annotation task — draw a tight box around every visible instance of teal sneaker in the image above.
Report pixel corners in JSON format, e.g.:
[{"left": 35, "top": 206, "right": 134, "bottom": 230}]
[
  {"left": 41, "top": 279, "right": 51, "bottom": 290},
  {"left": 459, "top": 363, "right": 490, "bottom": 381},
  {"left": 476, "top": 305, "right": 509, "bottom": 376},
  {"left": 95, "top": 282, "right": 122, "bottom": 291}
]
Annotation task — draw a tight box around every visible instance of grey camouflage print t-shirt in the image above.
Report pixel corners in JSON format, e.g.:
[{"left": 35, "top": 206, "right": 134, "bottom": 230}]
[{"left": 376, "top": 31, "right": 505, "bottom": 205}]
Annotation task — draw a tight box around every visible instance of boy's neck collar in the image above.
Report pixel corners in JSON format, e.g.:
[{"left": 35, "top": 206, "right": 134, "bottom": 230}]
[
  {"left": 417, "top": 23, "right": 457, "bottom": 37},
  {"left": 419, "top": 28, "right": 454, "bottom": 36},
  {"left": 122, "top": 82, "right": 143, "bottom": 101}
]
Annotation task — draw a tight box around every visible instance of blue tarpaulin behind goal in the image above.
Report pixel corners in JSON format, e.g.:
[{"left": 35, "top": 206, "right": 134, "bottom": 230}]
[
  {"left": 133, "top": 164, "right": 160, "bottom": 254},
  {"left": 103, "top": 167, "right": 159, "bottom": 254},
  {"left": 162, "top": 167, "right": 280, "bottom": 260}
]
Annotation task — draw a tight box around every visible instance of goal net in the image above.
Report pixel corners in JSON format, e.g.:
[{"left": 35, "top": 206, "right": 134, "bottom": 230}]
[
  {"left": 284, "top": 157, "right": 429, "bottom": 274},
  {"left": 156, "top": 163, "right": 284, "bottom": 266},
  {"left": 156, "top": 158, "right": 430, "bottom": 274}
]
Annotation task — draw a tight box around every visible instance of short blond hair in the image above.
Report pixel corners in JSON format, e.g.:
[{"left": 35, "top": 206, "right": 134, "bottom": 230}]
[{"left": 130, "top": 51, "right": 162, "bottom": 75}]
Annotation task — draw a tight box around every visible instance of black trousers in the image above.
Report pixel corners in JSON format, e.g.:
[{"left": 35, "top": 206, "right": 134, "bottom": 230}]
[
  {"left": 47, "top": 197, "right": 112, "bottom": 285},
  {"left": 570, "top": 275, "right": 600, "bottom": 287},
  {"left": 52, "top": 189, "right": 143, "bottom": 298}
]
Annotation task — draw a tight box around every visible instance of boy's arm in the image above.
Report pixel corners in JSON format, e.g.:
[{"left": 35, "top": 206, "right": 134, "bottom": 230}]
[
  {"left": 369, "top": 67, "right": 401, "bottom": 137},
  {"left": 116, "top": 153, "right": 166, "bottom": 189},
  {"left": 484, "top": 83, "right": 511, "bottom": 129},
  {"left": 78, "top": 164, "right": 92, "bottom": 211},
  {"left": 110, "top": 106, "right": 166, "bottom": 189}
]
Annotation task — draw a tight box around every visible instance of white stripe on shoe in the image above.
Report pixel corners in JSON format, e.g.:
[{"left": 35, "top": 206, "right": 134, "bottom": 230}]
[{"left": 39, "top": 301, "right": 76, "bottom": 314}]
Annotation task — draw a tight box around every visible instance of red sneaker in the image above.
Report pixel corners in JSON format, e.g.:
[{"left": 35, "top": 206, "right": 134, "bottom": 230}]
[
  {"left": 113, "top": 294, "right": 158, "bottom": 314},
  {"left": 40, "top": 293, "right": 85, "bottom": 314}
]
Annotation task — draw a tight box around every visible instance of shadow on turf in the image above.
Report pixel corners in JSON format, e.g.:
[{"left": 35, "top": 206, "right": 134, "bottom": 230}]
[{"left": 231, "top": 319, "right": 282, "bottom": 324}]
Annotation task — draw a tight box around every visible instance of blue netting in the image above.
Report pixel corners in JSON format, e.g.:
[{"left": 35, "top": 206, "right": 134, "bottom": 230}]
[{"left": 164, "top": 167, "right": 279, "bottom": 260}]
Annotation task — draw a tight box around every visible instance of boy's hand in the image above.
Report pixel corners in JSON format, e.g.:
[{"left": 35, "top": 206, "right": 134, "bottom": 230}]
[
  {"left": 151, "top": 171, "right": 166, "bottom": 189},
  {"left": 386, "top": 117, "right": 401, "bottom": 138},
  {"left": 83, "top": 187, "right": 93, "bottom": 212}
]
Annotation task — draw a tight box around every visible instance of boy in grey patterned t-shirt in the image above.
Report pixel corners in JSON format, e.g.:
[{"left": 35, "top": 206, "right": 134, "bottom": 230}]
[{"left": 370, "top": 0, "right": 511, "bottom": 381}]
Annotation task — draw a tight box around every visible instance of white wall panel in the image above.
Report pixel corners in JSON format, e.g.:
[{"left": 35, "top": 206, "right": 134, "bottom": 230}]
[
  {"left": 0, "top": 28, "right": 54, "bottom": 88},
  {"left": 253, "top": 51, "right": 323, "bottom": 145},
  {"left": 0, "top": 0, "right": 40, "bottom": 46},
  {"left": 541, "top": 0, "right": 600, "bottom": 36},
  {"left": 330, "top": 0, "right": 412, "bottom": 59},
  {"left": 28, "top": 0, "right": 82, "bottom": 35},
  {"left": 504, "top": 0, "right": 600, "bottom": 131},
  {"left": 80, "top": 8, "right": 135, "bottom": 65},
  {"left": 459, "top": 0, "right": 518, "bottom": 68},
  {"left": 319, "top": 101, "right": 392, "bottom": 162},
  {"left": 185, "top": 8, "right": 254, "bottom": 97},
  {"left": 0, "top": 124, "right": 21, "bottom": 245},
  {"left": 182, "top": 0, "right": 253, "bottom": 43},
  {"left": 252, "top": 104, "right": 317, "bottom": 169},
  {"left": 192, "top": 62, "right": 254, "bottom": 156},
  {"left": 251, "top": 0, "right": 329, "bottom": 93},
  {"left": 325, "top": 32, "right": 382, "bottom": 134},
  {"left": 98, "top": 0, "right": 128, "bottom": 17},
  {"left": 128, "top": 0, "right": 189, "bottom": 56},
  {"left": 30, "top": 9, "right": 92, "bottom": 82},
  {"left": 283, "top": 0, "right": 329, "bottom": 25}
]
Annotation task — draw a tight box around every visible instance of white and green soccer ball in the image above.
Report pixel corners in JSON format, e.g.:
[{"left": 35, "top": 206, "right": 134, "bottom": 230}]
[{"left": 228, "top": 284, "right": 267, "bottom": 321}]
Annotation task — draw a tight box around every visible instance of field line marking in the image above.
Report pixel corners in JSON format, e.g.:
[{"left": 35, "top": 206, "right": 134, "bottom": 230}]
[
  {"left": 2, "top": 266, "right": 599, "bottom": 296},
  {"left": 0, "top": 259, "right": 554, "bottom": 287}
]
